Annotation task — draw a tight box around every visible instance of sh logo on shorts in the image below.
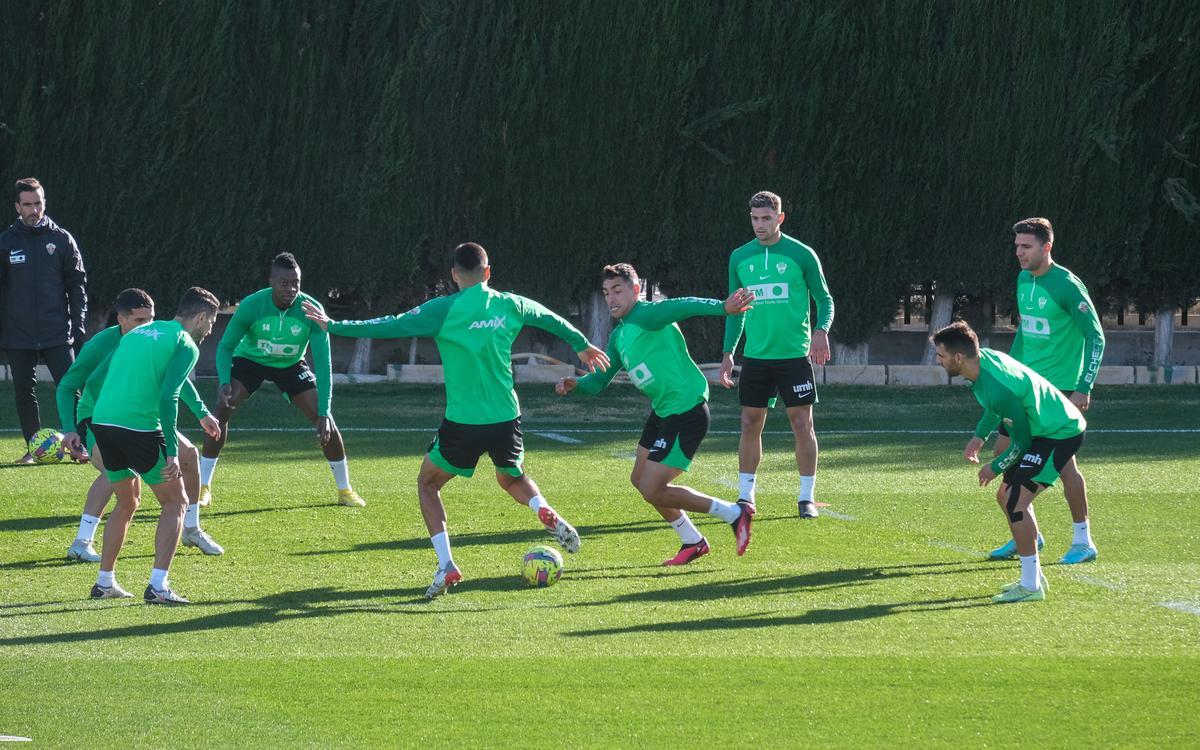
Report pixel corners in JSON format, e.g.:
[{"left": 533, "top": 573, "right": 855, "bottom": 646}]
[
  {"left": 747, "top": 283, "right": 789, "bottom": 302},
  {"left": 652, "top": 438, "right": 668, "bottom": 450},
  {"left": 792, "top": 381, "right": 813, "bottom": 394},
  {"left": 628, "top": 362, "right": 655, "bottom": 387},
  {"left": 1021, "top": 452, "right": 1044, "bottom": 466}
]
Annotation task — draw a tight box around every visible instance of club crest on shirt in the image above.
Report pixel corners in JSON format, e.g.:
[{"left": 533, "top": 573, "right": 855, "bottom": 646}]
[
  {"left": 1078, "top": 301, "right": 1089, "bottom": 314},
  {"left": 45, "top": 243, "right": 56, "bottom": 255},
  {"left": 290, "top": 324, "right": 303, "bottom": 336},
  {"left": 776, "top": 262, "right": 786, "bottom": 275},
  {"left": 1038, "top": 297, "right": 1048, "bottom": 309}
]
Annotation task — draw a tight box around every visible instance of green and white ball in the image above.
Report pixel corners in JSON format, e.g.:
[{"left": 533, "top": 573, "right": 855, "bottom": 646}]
[
  {"left": 28, "top": 428, "right": 66, "bottom": 464},
  {"left": 522, "top": 545, "right": 563, "bottom": 587}
]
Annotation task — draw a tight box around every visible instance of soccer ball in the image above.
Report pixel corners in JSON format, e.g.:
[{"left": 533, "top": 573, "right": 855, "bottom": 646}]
[
  {"left": 522, "top": 545, "right": 564, "bottom": 587},
  {"left": 28, "top": 428, "right": 66, "bottom": 464}
]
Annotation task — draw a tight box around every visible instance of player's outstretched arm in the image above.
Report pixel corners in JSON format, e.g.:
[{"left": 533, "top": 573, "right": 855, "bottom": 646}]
[
  {"left": 573, "top": 336, "right": 624, "bottom": 395},
  {"left": 555, "top": 377, "right": 578, "bottom": 396},
  {"left": 303, "top": 300, "right": 331, "bottom": 330},
  {"left": 306, "top": 298, "right": 450, "bottom": 339},
  {"left": 577, "top": 344, "right": 609, "bottom": 373},
  {"left": 724, "top": 288, "right": 755, "bottom": 314}
]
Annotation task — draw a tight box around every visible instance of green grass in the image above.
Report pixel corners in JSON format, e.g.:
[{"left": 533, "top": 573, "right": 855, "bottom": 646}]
[{"left": 1, "top": 382, "right": 1198, "bottom": 747}]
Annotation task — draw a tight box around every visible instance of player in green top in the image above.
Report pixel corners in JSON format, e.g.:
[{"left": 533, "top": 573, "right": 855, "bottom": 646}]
[
  {"left": 966, "top": 218, "right": 1104, "bottom": 565},
  {"left": 200, "top": 253, "right": 365, "bottom": 508},
  {"left": 87, "top": 287, "right": 222, "bottom": 604},
  {"left": 934, "top": 321, "right": 1088, "bottom": 603},
  {"left": 304, "top": 243, "right": 609, "bottom": 599},
  {"left": 718, "top": 191, "right": 834, "bottom": 519},
  {"left": 57, "top": 289, "right": 223, "bottom": 563},
  {"left": 556, "top": 264, "right": 757, "bottom": 564}
]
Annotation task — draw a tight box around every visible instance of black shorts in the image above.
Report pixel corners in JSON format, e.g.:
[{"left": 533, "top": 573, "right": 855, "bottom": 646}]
[
  {"left": 638, "top": 401, "right": 710, "bottom": 471},
  {"left": 428, "top": 417, "right": 525, "bottom": 478},
  {"left": 89, "top": 423, "right": 169, "bottom": 484},
  {"left": 231, "top": 356, "right": 317, "bottom": 400},
  {"left": 1003, "top": 432, "right": 1085, "bottom": 489},
  {"left": 999, "top": 390, "right": 1075, "bottom": 437},
  {"left": 738, "top": 356, "right": 818, "bottom": 408}
]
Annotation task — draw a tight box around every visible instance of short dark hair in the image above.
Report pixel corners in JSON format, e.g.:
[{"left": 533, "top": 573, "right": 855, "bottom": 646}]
[
  {"left": 602, "top": 263, "right": 639, "bottom": 286},
  {"left": 176, "top": 287, "right": 220, "bottom": 319},
  {"left": 931, "top": 320, "right": 980, "bottom": 357},
  {"left": 453, "top": 242, "right": 489, "bottom": 272},
  {"left": 271, "top": 252, "right": 300, "bottom": 273},
  {"left": 14, "top": 177, "right": 42, "bottom": 201},
  {"left": 114, "top": 288, "right": 154, "bottom": 314},
  {"left": 1013, "top": 217, "right": 1053, "bottom": 245},
  {"left": 749, "top": 191, "right": 782, "bottom": 212}
]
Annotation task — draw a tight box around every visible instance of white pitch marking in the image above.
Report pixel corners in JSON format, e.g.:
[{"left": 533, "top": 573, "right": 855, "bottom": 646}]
[
  {"left": 535, "top": 432, "right": 583, "bottom": 444},
  {"left": 1157, "top": 601, "right": 1200, "bottom": 616},
  {"left": 820, "top": 509, "right": 858, "bottom": 521}
]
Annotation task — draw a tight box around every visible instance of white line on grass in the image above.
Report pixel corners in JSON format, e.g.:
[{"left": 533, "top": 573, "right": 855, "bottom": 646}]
[
  {"left": 534, "top": 432, "right": 583, "bottom": 444},
  {"left": 1157, "top": 601, "right": 1200, "bottom": 616},
  {"left": 820, "top": 509, "right": 858, "bottom": 521}
]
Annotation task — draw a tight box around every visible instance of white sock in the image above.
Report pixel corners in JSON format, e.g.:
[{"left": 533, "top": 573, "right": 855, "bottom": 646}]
[
  {"left": 527, "top": 494, "right": 549, "bottom": 514},
  {"left": 97, "top": 569, "right": 115, "bottom": 588},
  {"left": 430, "top": 531, "right": 454, "bottom": 568},
  {"left": 150, "top": 568, "right": 169, "bottom": 591},
  {"left": 184, "top": 503, "right": 200, "bottom": 530},
  {"left": 798, "top": 475, "right": 816, "bottom": 502},
  {"left": 1019, "top": 553, "right": 1041, "bottom": 591},
  {"left": 199, "top": 456, "right": 218, "bottom": 486},
  {"left": 1072, "top": 520, "right": 1093, "bottom": 547},
  {"left": 76, "top": 514, "right": 100, "bottom": 543},
  {"left": 329, "top": 459, "right": 350, "bottom": 491},
  {"left": 707, "top": 499, "right": 742, "bottom": 524},
  {"left": 738, "top": 472, "right": 757, "bottom": 503},
  {"left": 670, "top": 513, "right": 703, "bottom": 545}
]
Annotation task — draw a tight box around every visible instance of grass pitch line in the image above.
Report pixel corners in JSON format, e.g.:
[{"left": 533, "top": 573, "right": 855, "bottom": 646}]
[
  {"left": 534, "top": 432, "right": 584, "bottom": 444},
  {"left": 1158, "top": 601, "right": 1200, "bottom": 616}
]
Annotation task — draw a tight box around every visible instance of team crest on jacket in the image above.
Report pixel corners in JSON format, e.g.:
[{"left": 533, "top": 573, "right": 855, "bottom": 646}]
[
  {"left": 776, "top": 262, "right": 786, "bottom": 274},
  {"left": 46, "top": 243, "right": 56, "bottom": 255}
]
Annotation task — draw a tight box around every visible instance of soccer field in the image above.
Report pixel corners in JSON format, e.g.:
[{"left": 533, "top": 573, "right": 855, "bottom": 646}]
[{"left": 1, "top": 381, "right": 1198, "bottom": 747}]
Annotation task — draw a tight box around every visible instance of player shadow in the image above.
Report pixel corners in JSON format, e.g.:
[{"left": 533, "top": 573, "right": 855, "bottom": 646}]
[
  {"left": 555, "top": 560, "right": 996, "bottom": 610},
  {"left": 0, "top": 514, "right": 75, "bottom": 534},
  {"left": 0, "top": 552, "right": 154, "bottom": 573},
  {"left": 564, "top": 596, "right": 991, "bottom": 637},
  {"left": 201, "top": 501, "right": 335, "bottom": 519},
  {"left": 289, "top": 517, "right": 669, "bottom": 557},
  {"left": 0, "top": 585, "right": 469, "bottom": 647}
]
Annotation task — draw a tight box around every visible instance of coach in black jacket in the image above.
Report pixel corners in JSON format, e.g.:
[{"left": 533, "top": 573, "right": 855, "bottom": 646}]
[{"left": 0, "top": 177, "right": 88, "bottom": 462}]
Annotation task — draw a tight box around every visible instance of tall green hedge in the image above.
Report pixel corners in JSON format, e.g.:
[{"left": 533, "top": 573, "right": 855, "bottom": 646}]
[{"left": 2, "top": 1, "right": 1196, "bottom": 354}]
